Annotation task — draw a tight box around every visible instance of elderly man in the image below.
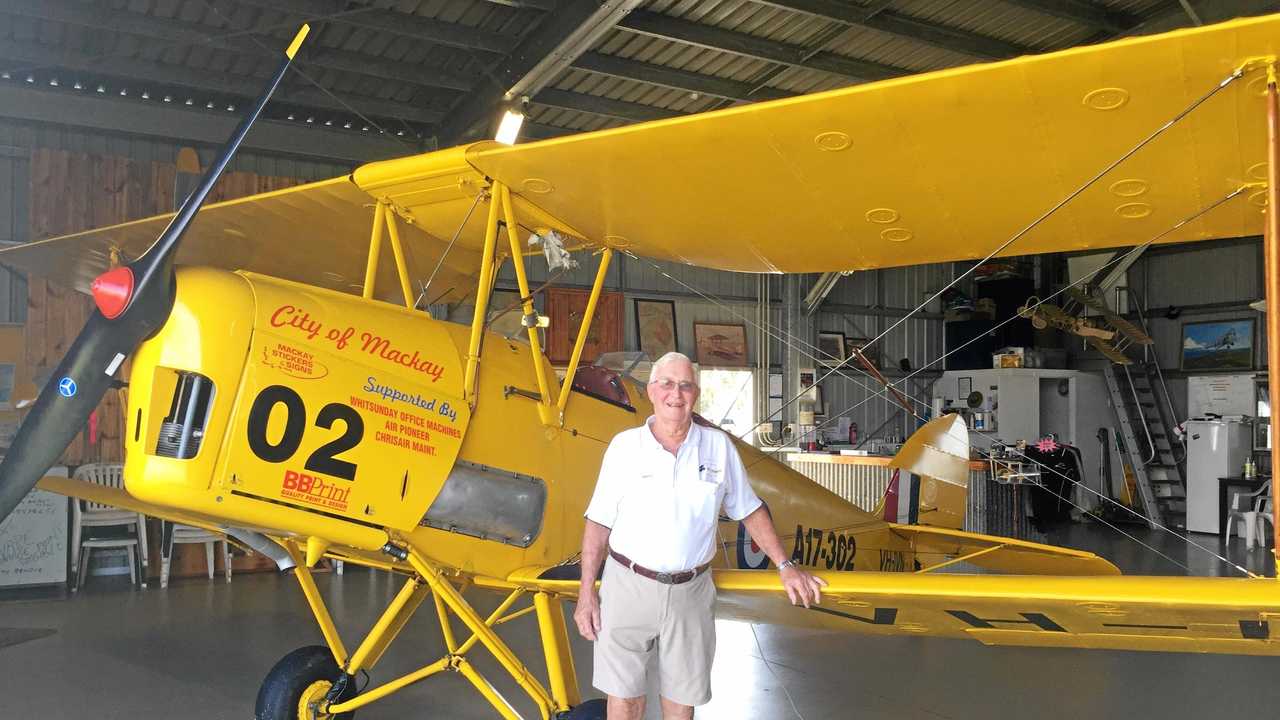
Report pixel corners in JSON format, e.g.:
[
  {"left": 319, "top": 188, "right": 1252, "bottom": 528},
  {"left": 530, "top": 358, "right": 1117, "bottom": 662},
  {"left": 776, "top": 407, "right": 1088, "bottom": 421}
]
[{"left": 575, "top": 351, "right": 825, "bottom": 720}]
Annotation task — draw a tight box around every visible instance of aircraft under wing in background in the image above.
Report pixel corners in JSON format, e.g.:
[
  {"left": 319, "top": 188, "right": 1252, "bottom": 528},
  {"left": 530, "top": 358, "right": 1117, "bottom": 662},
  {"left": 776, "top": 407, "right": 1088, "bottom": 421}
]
[{"left": 3, "top": 13, "right": 1280, "bottom": 720}]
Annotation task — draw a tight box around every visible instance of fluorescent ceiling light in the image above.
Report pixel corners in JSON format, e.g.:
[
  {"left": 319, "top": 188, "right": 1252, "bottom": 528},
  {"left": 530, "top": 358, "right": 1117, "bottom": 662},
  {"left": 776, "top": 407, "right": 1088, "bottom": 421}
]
[{"left": 494, "top": 108, "right": 524, "bottom": 145}]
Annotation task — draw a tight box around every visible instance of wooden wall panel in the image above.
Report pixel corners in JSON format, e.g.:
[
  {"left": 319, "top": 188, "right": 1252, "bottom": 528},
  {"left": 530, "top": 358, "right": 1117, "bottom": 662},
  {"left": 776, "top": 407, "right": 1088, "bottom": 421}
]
[
  {"left": 19, "top": 148, "right": 326, "bottom": 577},
  {"left": 24, "top": 148, "right": 312, "bottom": 466},
  {"left": 545, "top": 288, "right": 623, "bottom": 364}
]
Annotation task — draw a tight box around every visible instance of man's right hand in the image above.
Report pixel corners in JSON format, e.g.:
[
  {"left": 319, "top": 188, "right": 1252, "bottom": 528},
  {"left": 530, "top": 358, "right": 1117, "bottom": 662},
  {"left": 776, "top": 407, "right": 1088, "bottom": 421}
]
[{"left": 574, "top": 586, "right": 602, "bottom": 641}]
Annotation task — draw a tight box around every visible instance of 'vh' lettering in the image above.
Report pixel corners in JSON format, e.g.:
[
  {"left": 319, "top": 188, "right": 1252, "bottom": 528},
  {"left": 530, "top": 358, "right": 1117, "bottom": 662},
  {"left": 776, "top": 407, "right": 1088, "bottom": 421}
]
[{"left": 947, "top": 610, "right": 1067, "bottom": 632}]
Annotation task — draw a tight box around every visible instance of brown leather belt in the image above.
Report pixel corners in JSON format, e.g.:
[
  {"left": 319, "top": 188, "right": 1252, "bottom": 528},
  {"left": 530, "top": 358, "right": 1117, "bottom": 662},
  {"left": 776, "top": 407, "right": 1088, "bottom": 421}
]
[{"left": 609, "top": 549, "right": 710, "bottom": 585}]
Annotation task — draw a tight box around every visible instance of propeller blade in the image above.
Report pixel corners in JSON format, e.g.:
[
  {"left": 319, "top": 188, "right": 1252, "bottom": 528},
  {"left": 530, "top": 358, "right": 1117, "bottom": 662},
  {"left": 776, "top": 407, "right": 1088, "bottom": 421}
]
[{"left": 0, "top": 25, "right": 310, "bottom": 521}]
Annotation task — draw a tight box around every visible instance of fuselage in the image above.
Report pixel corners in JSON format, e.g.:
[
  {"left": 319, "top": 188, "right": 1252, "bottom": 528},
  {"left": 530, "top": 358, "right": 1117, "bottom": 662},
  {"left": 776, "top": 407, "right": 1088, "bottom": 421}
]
[{"left": 121, "top": 266, "right": 912, "bottom": 580}]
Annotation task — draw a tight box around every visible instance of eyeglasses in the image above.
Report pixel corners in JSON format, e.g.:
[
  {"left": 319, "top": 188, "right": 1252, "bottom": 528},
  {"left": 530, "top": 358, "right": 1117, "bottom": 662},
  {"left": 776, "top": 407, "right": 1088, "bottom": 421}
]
[{"left": 650, "top": 378, "right": 697, "bottom": 393}]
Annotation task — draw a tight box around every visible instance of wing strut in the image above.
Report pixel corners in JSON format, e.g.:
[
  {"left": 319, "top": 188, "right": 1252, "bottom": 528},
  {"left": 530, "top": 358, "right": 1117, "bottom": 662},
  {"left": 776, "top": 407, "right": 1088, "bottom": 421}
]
[
  {"left": 360, "top": 200, "right": 418, "bottom": 310},
  {"left": 1263, "top": 61, "right": 1280, "bottom": 560}
]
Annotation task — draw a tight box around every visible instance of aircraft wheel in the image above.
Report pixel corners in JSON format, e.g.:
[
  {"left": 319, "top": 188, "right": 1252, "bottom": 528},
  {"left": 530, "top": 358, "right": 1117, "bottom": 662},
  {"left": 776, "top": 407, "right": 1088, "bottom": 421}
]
[
  {"left": 558, "top": 698, "right": 607, "bottom": 719},
  {"left": 255, "top": 645, "right": 358, "bottom": 720}
]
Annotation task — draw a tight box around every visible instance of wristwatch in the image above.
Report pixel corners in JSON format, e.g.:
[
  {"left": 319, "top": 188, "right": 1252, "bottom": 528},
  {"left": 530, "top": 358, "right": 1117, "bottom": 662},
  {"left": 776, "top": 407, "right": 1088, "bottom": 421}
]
[{"left": 777, "top": 559, "right": 796, "bottom": 571}]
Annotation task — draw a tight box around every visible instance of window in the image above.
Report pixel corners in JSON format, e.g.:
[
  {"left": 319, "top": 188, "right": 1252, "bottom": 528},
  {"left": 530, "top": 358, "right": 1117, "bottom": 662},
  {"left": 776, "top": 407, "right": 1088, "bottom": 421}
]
[{"left": 696, "top": 369, "right": 754, "bottom": 439}]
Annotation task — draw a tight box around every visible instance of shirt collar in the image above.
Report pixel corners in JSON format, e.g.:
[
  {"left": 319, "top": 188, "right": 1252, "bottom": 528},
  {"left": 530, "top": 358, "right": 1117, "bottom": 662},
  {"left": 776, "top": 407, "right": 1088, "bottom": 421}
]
[{"left": 643, "top": 415, "right": 699, "bottom": 453}]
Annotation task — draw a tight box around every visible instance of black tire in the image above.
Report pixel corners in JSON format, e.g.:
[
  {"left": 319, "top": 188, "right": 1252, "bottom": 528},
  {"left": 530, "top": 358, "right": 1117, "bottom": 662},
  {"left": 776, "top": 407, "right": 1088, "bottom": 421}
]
[
  {"left": 559, "top": 698, "right": 607, "bottom": 720},
  {"left": 255, "top": 645, "right": 358, "bottom": 720}
]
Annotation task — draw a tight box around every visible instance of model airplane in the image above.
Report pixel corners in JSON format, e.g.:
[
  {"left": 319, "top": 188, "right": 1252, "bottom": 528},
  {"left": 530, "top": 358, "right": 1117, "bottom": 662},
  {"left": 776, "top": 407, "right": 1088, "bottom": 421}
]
[
  {"left": 4, "top": 14, "right": 1280, "bottom": 720},
  {"left": 1018, "top": 288, "right": 1154, "bottom": 365}
]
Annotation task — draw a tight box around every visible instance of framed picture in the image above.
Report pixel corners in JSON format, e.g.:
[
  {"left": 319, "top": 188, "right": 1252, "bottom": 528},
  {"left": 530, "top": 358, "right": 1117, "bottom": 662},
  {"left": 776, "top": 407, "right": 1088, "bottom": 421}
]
[
  {"left": 1180, "top": 318, "right": 1255, "bottom": 371},
  {"left": 693, "top": 323, "right": 748, "bottom": 367},
  {"left": 634, "top": 299, "right": 678, "bottom": 360},
  {"left": 818, "top": 332, "right": 846, "bottom": 364}
]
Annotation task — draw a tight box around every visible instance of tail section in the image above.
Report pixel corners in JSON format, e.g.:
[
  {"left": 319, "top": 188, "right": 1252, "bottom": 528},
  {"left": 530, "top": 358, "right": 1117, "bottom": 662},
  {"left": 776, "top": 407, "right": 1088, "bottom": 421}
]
[{"left": 877, "top": 414, "right": 970, "bottom": 530}]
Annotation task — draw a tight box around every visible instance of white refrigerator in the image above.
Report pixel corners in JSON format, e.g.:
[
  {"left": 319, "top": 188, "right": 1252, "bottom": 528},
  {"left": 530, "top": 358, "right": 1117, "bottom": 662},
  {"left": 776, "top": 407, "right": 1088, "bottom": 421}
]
[{"left": 1185, "top": 419, "right": 1253, "bottom": 534}]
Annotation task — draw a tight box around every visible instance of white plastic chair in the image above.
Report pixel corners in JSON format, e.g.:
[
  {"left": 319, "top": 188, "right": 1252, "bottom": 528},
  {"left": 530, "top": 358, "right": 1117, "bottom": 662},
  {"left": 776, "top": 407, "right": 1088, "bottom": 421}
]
[
  {"left": 1252, "top": 490, "right": 1274, "bottom": 549},
  {"left": 71, "top": 463, "right": 148, "bottom": 590},
  {"left": 1226, "top": 481, "right": 1272, "bottom": 550},
  {"left": 160, "top": 523, "right": 232, "bottom": 588}
]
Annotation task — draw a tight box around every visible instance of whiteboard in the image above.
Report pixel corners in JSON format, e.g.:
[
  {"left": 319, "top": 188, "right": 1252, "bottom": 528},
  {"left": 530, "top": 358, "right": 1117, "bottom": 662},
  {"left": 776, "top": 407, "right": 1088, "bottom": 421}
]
[
  {"left": 0, "top": 466, "right": 69, "bottom": 587},
  {"left": 1188, "top": 374, "right": 1256, "bottom": 418}
]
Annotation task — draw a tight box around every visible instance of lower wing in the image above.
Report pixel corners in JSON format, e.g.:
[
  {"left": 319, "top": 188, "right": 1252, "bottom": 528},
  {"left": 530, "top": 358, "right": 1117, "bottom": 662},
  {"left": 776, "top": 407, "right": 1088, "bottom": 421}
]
[
  {"left": 37, "top": 474, "right": 227, "bottom": 534},
  {"left": 508, "top": 566, "right": 1279, "bottom": 656}
]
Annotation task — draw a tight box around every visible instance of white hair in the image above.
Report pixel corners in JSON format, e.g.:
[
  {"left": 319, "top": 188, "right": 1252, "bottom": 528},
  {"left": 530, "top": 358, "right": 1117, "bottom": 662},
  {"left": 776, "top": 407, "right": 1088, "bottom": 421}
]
[{"left": 649, "top": 351, "right": 698, "bottom": 385}]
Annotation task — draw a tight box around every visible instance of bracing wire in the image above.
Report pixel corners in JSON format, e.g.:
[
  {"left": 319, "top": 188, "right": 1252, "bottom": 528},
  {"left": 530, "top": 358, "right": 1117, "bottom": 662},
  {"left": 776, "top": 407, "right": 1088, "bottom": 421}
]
[
  {"left": 809, "top": 186, "right": 1250, "bottom": 440},
  {"left": 630, "top": 186, "right": 1255, "bottom": 577},
  {"left": 760, "top": 66, "right": 1246, "bottom": 434}
]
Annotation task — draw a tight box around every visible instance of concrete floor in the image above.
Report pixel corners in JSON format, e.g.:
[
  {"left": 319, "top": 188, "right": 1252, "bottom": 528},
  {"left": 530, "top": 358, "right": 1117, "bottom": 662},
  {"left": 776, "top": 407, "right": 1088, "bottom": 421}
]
[{"left": 1, "top": 523, "right": 1277, "bottom": 719}]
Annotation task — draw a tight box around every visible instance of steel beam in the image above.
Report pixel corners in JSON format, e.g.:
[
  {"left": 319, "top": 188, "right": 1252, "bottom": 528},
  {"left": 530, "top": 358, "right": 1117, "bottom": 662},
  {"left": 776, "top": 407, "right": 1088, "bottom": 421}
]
[
  {"left": 0, "top": 84, "right": 407, "bottom": 163},
  {"left": 0, "top": 42, "right": 443, "bottom": 126},
  {"left": 572, "top": 52, "right": 792, "bottom": 102},
  {"left": 617, "top": 10, "right": 907, "bottom": 81},
  {"left": 437, "top": 0, "right": 623, "bottom": 145},
  {"left": 532, "top": 89, "right": 684, "bottom": 122},
  {"left": 753, "top": 0, "right": 1031, "bottom": 59},
  {"left": 231, "top": 0, "right": 514, "bottom": 55},
  {"left": 999, "top": 0, "right": 1138, "bottom": 34},
  {"left": 0, "top": 0, "right": 475, "bottom": 93}
]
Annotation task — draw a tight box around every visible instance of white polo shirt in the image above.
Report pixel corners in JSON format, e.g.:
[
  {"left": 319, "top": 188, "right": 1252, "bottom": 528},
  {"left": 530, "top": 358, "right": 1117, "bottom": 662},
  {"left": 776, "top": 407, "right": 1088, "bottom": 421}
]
[{"left": 585, "top": 416, "right": 763, "bottom": 572}]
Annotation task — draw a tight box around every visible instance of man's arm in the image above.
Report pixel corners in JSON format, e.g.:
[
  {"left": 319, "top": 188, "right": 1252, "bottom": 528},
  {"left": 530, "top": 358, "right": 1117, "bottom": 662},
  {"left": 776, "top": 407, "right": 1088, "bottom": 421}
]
[
  {"left": 740, "top": 505, "right": 827, "bottom": 608},
  {"left": 573, "top": 518, "right": 611, "bottom": 641}
]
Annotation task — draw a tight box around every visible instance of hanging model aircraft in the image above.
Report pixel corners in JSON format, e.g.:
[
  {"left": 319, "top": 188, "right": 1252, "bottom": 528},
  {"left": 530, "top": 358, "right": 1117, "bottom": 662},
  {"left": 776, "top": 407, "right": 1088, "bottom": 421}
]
[{"left": 4, "top": 13, "right": 1280, "bottom": 720}]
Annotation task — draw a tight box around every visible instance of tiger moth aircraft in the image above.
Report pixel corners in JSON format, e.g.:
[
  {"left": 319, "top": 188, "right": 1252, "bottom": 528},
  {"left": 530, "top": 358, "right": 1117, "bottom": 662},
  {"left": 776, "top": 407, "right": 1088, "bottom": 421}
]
[{"left": 3, "top": 13, "right": 1280, "bottom": 720}]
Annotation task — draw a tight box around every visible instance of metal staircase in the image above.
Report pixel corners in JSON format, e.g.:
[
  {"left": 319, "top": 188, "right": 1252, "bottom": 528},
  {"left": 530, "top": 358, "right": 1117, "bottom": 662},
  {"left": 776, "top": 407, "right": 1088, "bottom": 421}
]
[
  {"left": 1094, "top": 287, "right": 1186, "bottom": 529},
  {"left": 1104, "top": 362, "right": 1187, "bottom": 529}
]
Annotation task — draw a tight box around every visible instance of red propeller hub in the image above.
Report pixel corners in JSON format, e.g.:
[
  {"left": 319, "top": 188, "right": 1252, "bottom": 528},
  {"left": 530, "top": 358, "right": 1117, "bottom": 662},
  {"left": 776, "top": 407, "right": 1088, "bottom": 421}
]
[{"left": 91, "top": 266, "right": 134, "bottom": 320}]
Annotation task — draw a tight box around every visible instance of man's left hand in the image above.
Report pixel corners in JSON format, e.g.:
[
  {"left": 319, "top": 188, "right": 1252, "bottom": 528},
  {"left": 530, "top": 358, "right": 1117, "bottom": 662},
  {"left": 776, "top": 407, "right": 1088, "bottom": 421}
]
[{"left": 781, "top": 565, "right": 826, "bottom": 608}]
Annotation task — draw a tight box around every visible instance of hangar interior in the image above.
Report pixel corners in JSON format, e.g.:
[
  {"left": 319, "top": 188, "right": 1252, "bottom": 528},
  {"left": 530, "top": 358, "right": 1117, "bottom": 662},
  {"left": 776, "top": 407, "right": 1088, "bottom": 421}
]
[{"left": 1, "top": 1, "right": 1279, "bottom": 718}]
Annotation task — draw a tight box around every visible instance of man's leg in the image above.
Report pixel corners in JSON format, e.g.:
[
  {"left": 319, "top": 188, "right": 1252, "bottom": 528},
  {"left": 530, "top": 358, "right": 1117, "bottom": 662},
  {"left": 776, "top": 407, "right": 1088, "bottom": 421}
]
[
  {"left": 659, "top": 695, "right": 694, "bottom": 719},
  {"left": 608, "top": 694, "right": 646, "bottom": 720}
]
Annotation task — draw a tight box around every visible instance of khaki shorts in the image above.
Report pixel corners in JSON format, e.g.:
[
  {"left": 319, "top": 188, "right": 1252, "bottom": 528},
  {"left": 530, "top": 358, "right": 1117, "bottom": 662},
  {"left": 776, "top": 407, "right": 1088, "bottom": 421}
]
[{"left": 593, "top": 555, "right": 717, "bottom": 706}]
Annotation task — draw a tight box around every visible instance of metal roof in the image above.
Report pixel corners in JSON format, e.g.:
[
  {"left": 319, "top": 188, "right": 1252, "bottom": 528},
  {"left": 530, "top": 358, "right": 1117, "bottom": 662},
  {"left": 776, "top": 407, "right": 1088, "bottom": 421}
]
[{"left": 0, "top": 0, "right": 1254, "bottom": 159}]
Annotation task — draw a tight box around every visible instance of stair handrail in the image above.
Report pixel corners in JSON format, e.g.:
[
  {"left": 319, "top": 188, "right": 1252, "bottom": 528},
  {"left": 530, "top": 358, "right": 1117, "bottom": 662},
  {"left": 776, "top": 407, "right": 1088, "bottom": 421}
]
[
  {"left": 1121, "top": 363, "right": 1159, "bottom": 465},
  {"left": 1120, "top": 286, "right": 1187, "bottom": 461}
]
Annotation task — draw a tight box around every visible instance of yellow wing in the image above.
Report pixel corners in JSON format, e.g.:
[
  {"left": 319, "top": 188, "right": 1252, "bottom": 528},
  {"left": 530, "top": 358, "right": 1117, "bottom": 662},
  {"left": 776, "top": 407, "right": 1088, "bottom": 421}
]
[
  {"left": 36, "top": 474, "right": 226, "bottom": 534},
  {"left": 509, "top": 567, "right": 1280, "bottom": 656},
  {"left": 6, "top": 15, "right": 1277, "bottom": 283},
  {"left": 0, "top": 176, "right": 486, "bottom": 304},
  {"left": 461, "top": 12, "right": 1276, "bottom": 272}
]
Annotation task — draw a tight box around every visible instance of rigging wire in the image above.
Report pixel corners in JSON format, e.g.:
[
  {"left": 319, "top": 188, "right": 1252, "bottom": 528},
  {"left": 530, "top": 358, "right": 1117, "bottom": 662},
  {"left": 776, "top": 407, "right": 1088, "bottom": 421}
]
[
  {"left": 418, "top": 192, "right": 484, "bottom": 308},
  {"left": 761, "top": 66, "right": 1246, "bottom": 433},
  {"left": 630, "top": 186, "right": 1256, "bottom": 576},
  {"left": 810, "top": 186, "right": 1250, "bottom": 439}
]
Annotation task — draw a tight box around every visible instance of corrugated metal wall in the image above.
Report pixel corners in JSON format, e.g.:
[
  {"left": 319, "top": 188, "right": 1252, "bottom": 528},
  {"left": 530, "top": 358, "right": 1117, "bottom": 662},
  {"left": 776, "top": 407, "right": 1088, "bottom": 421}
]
[
  {"left": 814, "top": 265, "right": 950, "bottom": 439},
  {"left": 0, "top": 143, "right": 28, "bottom": 323},
  {"left": 482, "top": 254, "right": 948, "bottom": 443},
  {"left": 1128, "top": 238, "right": 1264, "bottom": 419}
]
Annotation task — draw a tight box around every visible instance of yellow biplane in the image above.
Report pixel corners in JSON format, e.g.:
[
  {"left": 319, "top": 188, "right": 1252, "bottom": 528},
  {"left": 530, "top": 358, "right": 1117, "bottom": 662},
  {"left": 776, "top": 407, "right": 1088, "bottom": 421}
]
[{"left": 3, "top": 12, "right": 1280, "bottom": 720}]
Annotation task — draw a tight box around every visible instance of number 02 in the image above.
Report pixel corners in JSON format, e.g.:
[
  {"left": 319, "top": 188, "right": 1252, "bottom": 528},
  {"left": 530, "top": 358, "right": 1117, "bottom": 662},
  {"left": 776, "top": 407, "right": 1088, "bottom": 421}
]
[{"left": 246, "top": 385, "right": 364, "bottom": 481}]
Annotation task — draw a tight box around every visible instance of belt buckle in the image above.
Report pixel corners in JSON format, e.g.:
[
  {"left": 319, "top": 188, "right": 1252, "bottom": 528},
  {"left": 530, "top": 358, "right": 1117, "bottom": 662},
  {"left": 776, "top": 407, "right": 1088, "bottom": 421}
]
[{"left": 654, "top": 571, "right": 673, "bottom": 584}]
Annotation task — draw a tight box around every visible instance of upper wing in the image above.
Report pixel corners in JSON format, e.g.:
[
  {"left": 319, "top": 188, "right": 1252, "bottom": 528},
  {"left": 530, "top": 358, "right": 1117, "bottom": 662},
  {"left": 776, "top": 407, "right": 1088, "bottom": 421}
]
[
  {"left": 459, "top": 13, "right": 1278, "bottom": 273},
  {"left": 0, "top": 175, "right": 486, "bottom": 304},
  {"left": 7, "top": 15, "right": 1278, "bottom": 286},
  {"left": 507, "top": 567, "right": 1280, "bottom": 656}
]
